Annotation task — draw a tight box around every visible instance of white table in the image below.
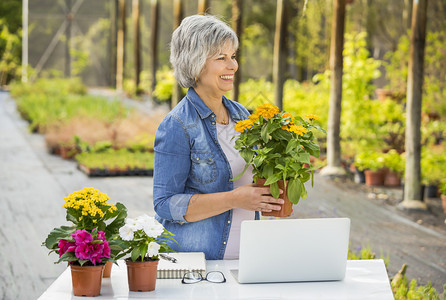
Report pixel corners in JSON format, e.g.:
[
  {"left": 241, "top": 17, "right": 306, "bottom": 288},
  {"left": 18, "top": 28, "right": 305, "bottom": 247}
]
[{"left": 38, "top": 259, "right": 394, "bottom": 299}]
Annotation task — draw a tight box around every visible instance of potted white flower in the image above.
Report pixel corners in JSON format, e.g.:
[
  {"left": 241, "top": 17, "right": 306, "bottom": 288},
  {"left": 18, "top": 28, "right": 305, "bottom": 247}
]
[{"left": 115, "top": 214, "right": 177, "bottom": 292}]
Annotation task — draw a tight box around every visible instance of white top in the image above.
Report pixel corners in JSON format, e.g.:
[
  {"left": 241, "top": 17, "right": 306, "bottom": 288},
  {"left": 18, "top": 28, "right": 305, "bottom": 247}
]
[
  {"left": 38, "top": 259, "right": 395, "bottom": 299},
  {"left": 216, "top": 119, "right": 255, "bottom": 260}
]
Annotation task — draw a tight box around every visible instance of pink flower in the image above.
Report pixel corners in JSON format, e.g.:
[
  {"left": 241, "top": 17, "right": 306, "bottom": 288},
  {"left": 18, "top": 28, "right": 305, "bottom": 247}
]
[
  {"left": 72, "top": 229, "right": 93, "bottom": 245},
  {"left": 97, "top": 230, "right": 106, "bottom": 241},
  {"left": 58, "top": 239, "right": 75, "bottom": 257}
]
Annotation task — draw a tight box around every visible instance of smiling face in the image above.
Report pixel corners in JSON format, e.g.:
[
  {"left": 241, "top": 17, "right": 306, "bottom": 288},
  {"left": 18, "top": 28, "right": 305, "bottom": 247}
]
[{"left": 196, "top": 42, "right": 238, "bottom": 99}]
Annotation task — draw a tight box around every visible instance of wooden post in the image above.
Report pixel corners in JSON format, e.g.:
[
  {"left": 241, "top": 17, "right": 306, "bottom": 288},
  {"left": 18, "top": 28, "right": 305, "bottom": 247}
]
[
  {"left": 171, "top": 0, "right": 184, "bottom": 108},
  {"left": 273, "top": 0, "right": 288, "bottom": 111},
  {"left": 401, "top": 0, "right": 428, "bottom": 210},
  {"left": 132, "top": 0, "right": 141, "bottom": 92},
  {"left": 150, "top": 0, "right": 160, "bottom": 99},
  {"left": 320, "top": 0, "right": 347, "bottom": 177},
  {"left": 22, "top": 0, "right": 28, "bottom": 82},
  {"left": 109, "top": 0, "right": 118, "bottom": 87},
  {"left": 116, "top": 0, "right": 126, "bottom": 91},
  {"left": 198, "top": 0, "right": 209, "bottom": 14},
  {"left": 232, "top": 0, "right": 243, "bottom": 102},
  {"left": 65, "top": 0, "right": 72, "bottom": 78}
]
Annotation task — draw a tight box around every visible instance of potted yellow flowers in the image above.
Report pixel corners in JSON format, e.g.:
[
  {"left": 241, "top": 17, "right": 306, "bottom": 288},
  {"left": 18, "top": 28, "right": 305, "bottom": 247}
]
[
  {"left": 43, "top": 187, "right": 127, "bottom": 297},
  {"left": 234, "top": 103, "right": 325, "bottom": 217}
]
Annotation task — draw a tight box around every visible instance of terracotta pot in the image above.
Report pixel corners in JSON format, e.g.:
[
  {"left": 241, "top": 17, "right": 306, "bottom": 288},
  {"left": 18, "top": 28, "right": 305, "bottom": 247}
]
[
  {"left": 384, "top": 170, "right": 401, "bottom": 187},
  {"left": 70, "top": 264, "right": 104, "bottom": 297},
  {"left": 441, "top": 195, "right": 446, "bottom": 215},
  {"left": 364, "top": 169, "right": 385, "bottom": 186},
  {"left": 126, "top": 259, "right": 159, "bottom": 292},
  {"left": 256, "top": 178, "right": 293, "bottom": 218},
  {"left": 102, "top": 261, "right": 113, "bottom": 278}
]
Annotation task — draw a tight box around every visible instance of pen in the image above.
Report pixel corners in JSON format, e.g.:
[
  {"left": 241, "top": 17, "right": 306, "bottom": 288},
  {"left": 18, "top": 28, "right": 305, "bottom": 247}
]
[{"left": 160, "top": 253, "right": 177, "bottom": 263}]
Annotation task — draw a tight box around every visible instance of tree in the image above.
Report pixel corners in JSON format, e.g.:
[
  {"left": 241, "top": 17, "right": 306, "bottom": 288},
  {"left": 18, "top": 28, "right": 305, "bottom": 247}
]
[
  {"left": 401, "top": 0, "right": 428, "bottom": 210},
  {"left": 320, "top": 0, "right": 347, "bottom": 177}
]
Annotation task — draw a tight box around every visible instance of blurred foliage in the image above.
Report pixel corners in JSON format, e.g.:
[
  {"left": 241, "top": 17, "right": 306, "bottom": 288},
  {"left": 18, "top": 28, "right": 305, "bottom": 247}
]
[
  {"left": 0, "top": 19, "right": 21, "bottom": 85},
  {"left": 385, "top": 30, "right": 446, "bottom": 118},
  {"left": 10, "top": 77, "right": 129, "bottom": 132},
  {"left": 76, "top": 148, "right": 155, "bottom": 171}
]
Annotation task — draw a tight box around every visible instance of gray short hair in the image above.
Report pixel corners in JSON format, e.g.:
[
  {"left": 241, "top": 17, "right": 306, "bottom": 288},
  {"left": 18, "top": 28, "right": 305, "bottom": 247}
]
[{"left": 170, "top": 14, "right": 239, "bottom": 88}]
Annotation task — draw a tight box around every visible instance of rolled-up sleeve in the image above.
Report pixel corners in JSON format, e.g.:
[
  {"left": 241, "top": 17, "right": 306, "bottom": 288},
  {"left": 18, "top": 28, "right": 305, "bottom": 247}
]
[{"left": 153, "top": 115, "right": 192, "bottom": 223}]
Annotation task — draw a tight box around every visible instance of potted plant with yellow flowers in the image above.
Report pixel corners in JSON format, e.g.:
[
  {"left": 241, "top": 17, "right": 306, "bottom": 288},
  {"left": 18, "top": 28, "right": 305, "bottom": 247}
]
[
  {"left": 42, "top": 187, "right": 127, "bottom": 297},
  {"left": 115, "top": 214, "right": 177, "bottom": 292},
  {"left": 234, "top": 103, "right": 325, "bottom": 217}
]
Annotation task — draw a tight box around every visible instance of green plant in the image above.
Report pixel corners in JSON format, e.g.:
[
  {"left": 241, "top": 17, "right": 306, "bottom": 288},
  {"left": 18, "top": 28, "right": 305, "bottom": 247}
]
[
  {"left": 439, "top": 181, "right": 446, "bottom": 196},
  {"left": 116, "top": 214, "right": 177, "bottom": 262},
  {"left": 42, "top": 187, "right": 128, "bottom": 265},
  {"left": 153, "top": 66, "right": 180, "bottom": 102},
  {"left": 384, "top": 149, "right": 405, "bottom": 175},
  {"left": 233, "top": 103, "right": 325, "bottom": 204},
  {"left": 354, "top": 151, "right": 386, "bottom": 172},
  {"left": 421, "top": 148, "right": 446, "bottom": 186}
]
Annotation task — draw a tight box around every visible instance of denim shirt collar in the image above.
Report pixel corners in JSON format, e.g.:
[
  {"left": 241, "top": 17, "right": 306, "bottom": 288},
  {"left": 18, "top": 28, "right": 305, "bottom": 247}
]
[{"left": 186, "top": 87, "right": 246, "bottom": 122}]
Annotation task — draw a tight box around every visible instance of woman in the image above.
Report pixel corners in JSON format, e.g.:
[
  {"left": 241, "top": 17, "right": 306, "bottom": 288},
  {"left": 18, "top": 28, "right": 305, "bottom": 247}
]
[{"left": 153, "top": 14, "right": 283, "bottom": 260}]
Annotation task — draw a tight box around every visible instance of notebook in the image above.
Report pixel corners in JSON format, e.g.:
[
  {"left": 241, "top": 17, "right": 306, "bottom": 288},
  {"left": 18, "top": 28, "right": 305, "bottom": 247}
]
[
  {"left": 157, "top": 252, "right": 206, "bottom": 279},
  {"left": 232, "top": 218, "right": 351, "bottom": 284}
]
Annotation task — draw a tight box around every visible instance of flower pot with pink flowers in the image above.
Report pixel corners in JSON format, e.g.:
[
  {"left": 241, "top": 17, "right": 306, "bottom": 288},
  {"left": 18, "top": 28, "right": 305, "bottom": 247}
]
[{"left": 42, "top": 187, "right": 127, "bottom": 296}]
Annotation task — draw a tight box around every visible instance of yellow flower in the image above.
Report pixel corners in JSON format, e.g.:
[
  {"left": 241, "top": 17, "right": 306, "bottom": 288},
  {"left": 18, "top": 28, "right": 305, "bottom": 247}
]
[
  {"left": 235, "top": 119, "right": 254, "bottom": 133},
  {"left": 255, "top": 103, "right": 279, "bottom": 119},
  {"left": 290, "top": 125, "right": 308, "bottom": 136},
  {"left": 305, "top": 114, "right": 319, "bottom": 121},
  {"left": 281, "top": 112, "right": 294, "bottom": 124},
  {"left": 248, "top": 113, "right": 259, "bottom": 123}
]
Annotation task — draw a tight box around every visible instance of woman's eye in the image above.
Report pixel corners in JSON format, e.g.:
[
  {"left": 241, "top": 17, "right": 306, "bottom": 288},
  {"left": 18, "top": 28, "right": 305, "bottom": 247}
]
[
  {"left": 217, "top": 57, "right": 225, "bottom": 60},
  {"left": 231, "top": 55, "right": 236, "bottom": 60}
]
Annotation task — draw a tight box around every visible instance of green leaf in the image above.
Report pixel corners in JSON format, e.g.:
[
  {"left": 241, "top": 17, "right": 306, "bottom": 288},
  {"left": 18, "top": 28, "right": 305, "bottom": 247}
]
[
  {"left": 44, "top": 226, "right": 76, "bottom": 250},
  {"left": 261, "top": 124, "right": 269, "bottom": 143},
  {"left": 270, "top": 181, "right": 280, "bottom": 199},
  {"left": 66, "top": 213, "right": 78, "bottom": 224},
  {"left": 264, "top": 174, "right": 281, "bottom": 186},
  {"left": 300, "top": 180, "right": 308, "bottom": 199},
  {"left": 232, "top": 163, "right": 250, "bottom": 181},
  {"left": 287, "top": 179, "right": 302, "bottom": 204},
  {"left": 131, "top": 247, "right": 141, "bottom": 262},
  {"left": 298, "top": 153, "right": 311, "bottom": 164},
  {"left": 286, "top": 139, "right": 298, "bottom": 154},
  {"left": 139, "top": 243, "right": 148, "bottom": 260}
]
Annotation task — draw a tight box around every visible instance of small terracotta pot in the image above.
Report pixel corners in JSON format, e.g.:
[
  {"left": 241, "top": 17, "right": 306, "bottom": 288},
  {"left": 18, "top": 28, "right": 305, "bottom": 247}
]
[
  {"left": 126, "top": 259, "right": 159, "bottom": 292},
  {"left": 70, "top": 264, "right": 104, "bottom": 297},
  {"left": 256, "top": 179, "right": 293, "bottom": 218},
  {"left": 384, "top": 170, "right": 401, "bottom": 187},
  {"left": 441, "top": 195, "right": 446, "bottom": 215},
  {"left": 364, "top": 169, "right": 385, "bottom": 186},
  {"left": 102, "top": 261, "right": 113, "bottom": 278}
]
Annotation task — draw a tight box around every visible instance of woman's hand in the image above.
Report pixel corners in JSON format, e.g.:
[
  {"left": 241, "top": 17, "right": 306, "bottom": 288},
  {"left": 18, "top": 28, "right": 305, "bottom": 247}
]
[{"left": 229, "top": 184, "right": 284, "bottom": 213}]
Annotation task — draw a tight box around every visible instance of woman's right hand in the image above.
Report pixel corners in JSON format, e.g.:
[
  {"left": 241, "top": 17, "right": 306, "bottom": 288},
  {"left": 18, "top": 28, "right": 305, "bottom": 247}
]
[{"left": 229, "top": 184, "right": 284, "bottom": 213}]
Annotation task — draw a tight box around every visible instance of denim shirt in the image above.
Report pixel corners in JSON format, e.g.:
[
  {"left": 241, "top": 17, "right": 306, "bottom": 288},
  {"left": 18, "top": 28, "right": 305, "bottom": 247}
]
[{"left": 153, "top": 88, "right": 259, "bottom": 260}]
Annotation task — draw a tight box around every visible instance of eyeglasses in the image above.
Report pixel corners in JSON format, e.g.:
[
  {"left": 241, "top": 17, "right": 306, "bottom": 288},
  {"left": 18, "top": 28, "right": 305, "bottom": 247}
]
[{"left": 182, "top": 271, "right": 226, "bottom": 284}]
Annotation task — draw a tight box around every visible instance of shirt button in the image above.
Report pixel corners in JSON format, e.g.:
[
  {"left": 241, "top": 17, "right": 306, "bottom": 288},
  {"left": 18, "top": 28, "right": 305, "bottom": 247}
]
[
  {"left": 227, "top": 220, "right": 231, "bottom": 224},
  {"left": 196, "top": 157, "right": 200, "bottom": 161},
  {"left": 223, "top": 241, "right": 227, "bottom": 245},
  {"left": 211, "top": 122, "right": 216, "bottom": 125},
  {"left": 212, "top": 114, "right": 215, "bottom": 118}
]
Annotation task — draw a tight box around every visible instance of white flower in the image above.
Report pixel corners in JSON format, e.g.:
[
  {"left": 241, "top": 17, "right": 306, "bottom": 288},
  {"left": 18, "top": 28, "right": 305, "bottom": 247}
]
[
  {"left": 147, "top": 241, "right": 161, "bottom": 258},
  {"left": 143, "top": 219, "right": 165, "bottom": 238},
  {"left": 119, "top": 224, "right": 134, "bottom": 241},
  {"left": 125, "top": 217, "right": 143, "bottom": 231}
]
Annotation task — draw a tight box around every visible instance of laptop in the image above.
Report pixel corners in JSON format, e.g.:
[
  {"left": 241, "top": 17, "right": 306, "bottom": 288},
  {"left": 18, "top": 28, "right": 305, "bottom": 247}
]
[{"left": 231, "top": 218, "right": 351, "bottom": 284}]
